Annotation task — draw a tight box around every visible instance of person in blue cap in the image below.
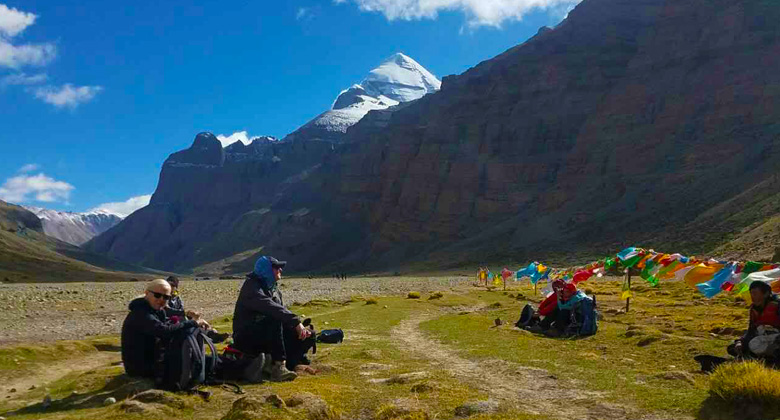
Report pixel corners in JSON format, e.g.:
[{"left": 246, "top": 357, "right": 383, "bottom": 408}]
[{"left": 232, "top": 256, "right": 311, "bottom": 382}]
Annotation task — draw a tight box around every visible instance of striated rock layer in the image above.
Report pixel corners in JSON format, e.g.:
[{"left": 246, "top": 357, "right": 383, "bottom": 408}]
[{"left": 90, "top": 0, "right": 780, "bottom": 272}]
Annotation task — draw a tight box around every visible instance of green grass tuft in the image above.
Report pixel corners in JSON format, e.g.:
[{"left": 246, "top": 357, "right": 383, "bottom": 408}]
[
  {"left": 710, "top": 361, "right": 780, "bottom": 403},
  {"left": 407, "top": 292, "right": 421, "bottom": 299}
]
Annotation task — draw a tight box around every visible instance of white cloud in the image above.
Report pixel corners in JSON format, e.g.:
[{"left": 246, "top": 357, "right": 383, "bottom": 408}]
[
  {"left": 89, "top": 194, "right": 152, "bottom": 218},
  {"left": 1, "top": 72, "right": 46, "bottom": 86},
  {"left": 18, "top": 163, "right": 40, "bottom": 173},
  {"left": 33, "top": 84, "right": 103, "bottom": 108},
  {"left": 0, "top": 4, "right": 37, "bottom": 38},
  {"left": 335, "top": 0, "right": 581, "bottom": 27},
  {"left": 0, "top": 39, "right": 56, "bottom": 68},
  {"left": 0, "top": 172, "right": 74, "bottom": 204},
  {"left": 217, "top": 131, "right": 262, "bottom": 148}
]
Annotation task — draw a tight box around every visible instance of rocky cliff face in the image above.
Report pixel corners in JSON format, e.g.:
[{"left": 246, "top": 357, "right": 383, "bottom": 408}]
[
  {"left": 90, "top": 0, "right": 780, "bottom": 273},
  {"left": 88, "top": 133, "right": 365, "bottom": 272},
  {"left": 327, "top": 0, "right": 780, "bottom": 267}
]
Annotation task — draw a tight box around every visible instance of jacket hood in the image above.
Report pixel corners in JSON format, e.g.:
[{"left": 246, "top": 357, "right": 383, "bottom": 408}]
[
  {"left": 253, "top": 256, "right": 276, "bottom": 290},
  {"left": 128, "top": 296, "right": 151, "bottom": 311}
]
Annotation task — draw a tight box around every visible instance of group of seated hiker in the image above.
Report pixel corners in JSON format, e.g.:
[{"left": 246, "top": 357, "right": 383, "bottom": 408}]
[
  {"left": 120, "top": 255, "right": 313, "bottom": 385},
  {"left": 515, "top": 279, "right": 598, "bottom": 337}
]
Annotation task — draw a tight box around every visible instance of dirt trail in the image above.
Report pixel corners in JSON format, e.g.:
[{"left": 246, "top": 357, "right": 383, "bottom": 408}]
[
  {"left": 1, "top": 350, "right": 120, "bottom": 404},
  {"left": 391, "top": 311, "right": 687, "bottom": 420}
]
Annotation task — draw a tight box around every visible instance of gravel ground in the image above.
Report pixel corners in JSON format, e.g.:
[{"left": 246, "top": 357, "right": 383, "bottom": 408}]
[{"left": 0, "top": 276, "right": 473, "bottom": 345}]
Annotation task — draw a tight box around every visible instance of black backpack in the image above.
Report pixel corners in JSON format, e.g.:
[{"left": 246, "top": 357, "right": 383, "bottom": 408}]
[
  {"left": 156, "top": 327, "right": 217, "bottom": 392},
  {"left": 317, "top": 329, "right": 344, "bottom": 344}
]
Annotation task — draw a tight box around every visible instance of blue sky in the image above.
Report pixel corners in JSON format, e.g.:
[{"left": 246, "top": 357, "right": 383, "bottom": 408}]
[{"left": 0, "top": 0, "right": 578, "bottom": 215}]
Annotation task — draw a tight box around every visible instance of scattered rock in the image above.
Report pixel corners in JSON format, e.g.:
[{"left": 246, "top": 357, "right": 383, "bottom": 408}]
[
  {"left": 658, "top": 371, "right": 696, "bottom": 384},
  {"left": 130, "top": 389, "right": 187, "bottom": 409},
  {"left": 494, "top": 318, "right": 503, "bottom": 326},
  {"left": 285, "top": 392, "right": 332, "bottom": 419},
  {"left": 455, "top": 400, "right": 500, "bottom": 417},
  {"left": 221, "top": 397, "right": 268, "bottom": 420},
  {"left": 407, "top": 292, "right": 421, "bottom": 299},
  {"left": 8, "top": 388, "right": 16, "bottom": 393},
  {"left": 371, "top": 371, "right": 429, "bottom": 385},
  {"left": 103, "top": 397, "right": 117, "bottom": 406},
  {"left": 637, "top": 336, "right": 662, "bottom": 347},
  {"left": 28, "top": 385, "right": 36, "bottom": 390},
  {"left": 120, "top": 400, "right": 148, "bottom": 413},
  {"left": 361, "top": 363, "right": 393, "bottom": 370},
  {"left": 410, "top": 382, "right": 434, "bottom": 393},
  {"left": 265, "top": 394, "right": 286, "bottom": 409},
  {"left": 295, "top": 365, "right": 318, "bottom": 375}
]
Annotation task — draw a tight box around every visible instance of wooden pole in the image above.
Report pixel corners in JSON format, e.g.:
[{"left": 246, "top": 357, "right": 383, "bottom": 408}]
[{"left": 625, "top": 268, "right": 631, "bottom": 313}]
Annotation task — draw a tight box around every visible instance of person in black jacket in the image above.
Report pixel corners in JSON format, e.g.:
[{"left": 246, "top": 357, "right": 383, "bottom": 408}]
[
  {"left": 121, "top": 279, "right": 210, "bottom": 378},
  {"left": 232, "top": 256, "right": 311, "bottom": 382},
  {"left": 164, "top": 276, "right": 229, "bottom": 343}
]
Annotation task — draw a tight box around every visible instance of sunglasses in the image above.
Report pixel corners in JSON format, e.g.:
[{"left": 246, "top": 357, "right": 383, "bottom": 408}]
[{"left": 149, "top": 291, "right": 172, "bottom": 301}]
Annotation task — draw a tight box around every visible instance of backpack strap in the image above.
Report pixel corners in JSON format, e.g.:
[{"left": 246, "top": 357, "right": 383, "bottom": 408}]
[{"left": 201, "top": 332, "right": 218, "bottom": 379}]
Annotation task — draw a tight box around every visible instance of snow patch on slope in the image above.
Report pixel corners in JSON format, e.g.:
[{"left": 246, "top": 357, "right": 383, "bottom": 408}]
[
  {"left": 287, "top": 53, "right": 440, "bottom": 140},
  {"left": 24, "top": 206, "right": 123, "bottom": 246}
]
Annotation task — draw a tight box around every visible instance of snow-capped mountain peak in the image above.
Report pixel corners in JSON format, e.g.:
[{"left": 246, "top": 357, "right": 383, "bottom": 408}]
[
  {"left": 362, "top": 53, "right": 441, "bottom": 103},
  {"left": 23, "top": 206, "right": 123, "bottom": 246},
  {"left": 285, "top": 53, "right": 441, "bottom": 142}
]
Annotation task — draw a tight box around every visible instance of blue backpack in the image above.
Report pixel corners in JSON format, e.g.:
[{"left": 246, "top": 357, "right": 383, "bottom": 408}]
[{"left": 576, "top": 295, "right": 599, "bottom": 336}]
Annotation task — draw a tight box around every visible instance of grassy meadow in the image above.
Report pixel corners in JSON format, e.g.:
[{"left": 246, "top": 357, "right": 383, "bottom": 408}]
[{"left": 0, "top": 277, "right": 777, "bottom": 420}]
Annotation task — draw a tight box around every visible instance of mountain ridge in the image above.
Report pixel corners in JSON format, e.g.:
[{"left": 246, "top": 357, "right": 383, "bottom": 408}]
[{"left": 89, "top": 0, "right": 780, "bottom": 274}]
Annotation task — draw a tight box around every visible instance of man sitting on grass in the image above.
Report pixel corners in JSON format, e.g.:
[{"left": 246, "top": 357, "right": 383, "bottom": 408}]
[
  {"left": 121, "top": 279, "right": 210, "bottom": 378},
  {"left": 728, "top": 281, "right": 780, "bottom": 361},
  {"left": 516, "top": 280, "right": 565, "bottom": 331},
  {"left": 164, "top": 276, "right": 230, "bottom": 343},
  {"left": 232, "top": 256, "right": 312, "bottom": 383}
]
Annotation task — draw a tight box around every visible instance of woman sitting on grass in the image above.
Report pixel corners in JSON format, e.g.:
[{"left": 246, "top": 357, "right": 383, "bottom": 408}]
[{"left": 728, "top": 281, "right": 780, "bottom": 361}]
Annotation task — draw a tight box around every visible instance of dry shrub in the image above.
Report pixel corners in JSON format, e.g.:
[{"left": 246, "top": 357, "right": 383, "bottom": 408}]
[
  {"left": 428, "top": 292, "right": 444, "bottom": 300},
  {"left": 365, "top": 297, "right": 379, "bottom": 305},
  {"left": 710, "top": 361, "right": 780, "bottom": 404}
]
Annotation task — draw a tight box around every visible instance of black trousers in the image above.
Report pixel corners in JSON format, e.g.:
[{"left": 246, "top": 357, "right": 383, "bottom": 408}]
[
  {"left": 233, "top": 318, "right": 287, "bottom": 362},
  {"left": 539, "top": 306, "right": 573, "bottom": 332}
]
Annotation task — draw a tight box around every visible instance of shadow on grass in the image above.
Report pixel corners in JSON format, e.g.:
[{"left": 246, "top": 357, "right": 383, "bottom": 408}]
[
  {"left": 0, "top": 374, "right": 154, "bottom": 417},
  {"left": 697, "top": 395, "right": 780, "bottom": 420},
  {"left": 93, "top": 343, "right": 122, "bottom": 352}
]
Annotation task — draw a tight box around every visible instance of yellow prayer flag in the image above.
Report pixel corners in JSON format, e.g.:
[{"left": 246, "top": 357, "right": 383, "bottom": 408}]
[{"left": 683, "top": 263, "right": 724, "bottom": 288}]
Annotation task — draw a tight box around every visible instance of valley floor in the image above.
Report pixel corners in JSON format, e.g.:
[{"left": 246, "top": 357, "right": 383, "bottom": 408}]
[{"left": 0, "top": 277, "right": 758, "bottom": 419}]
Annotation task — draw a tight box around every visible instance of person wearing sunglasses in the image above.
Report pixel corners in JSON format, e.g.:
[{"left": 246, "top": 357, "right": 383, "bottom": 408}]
[{"left": 121, "top": 278, "right": 210, "bottom": 378}]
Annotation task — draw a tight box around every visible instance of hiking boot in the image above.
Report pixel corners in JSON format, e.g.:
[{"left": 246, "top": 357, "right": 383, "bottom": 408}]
[
  {"left": 242, "top": 354, "right": 266, "bottom": 383},
  {"left": 544, "top": 329, "right": 562, "bottom": 338},
  {"left": 269, "top": 361, "right": 297, "bottom": 382},
  {"left": 525, "top": 325, "right": 544, "bottom": 334}
]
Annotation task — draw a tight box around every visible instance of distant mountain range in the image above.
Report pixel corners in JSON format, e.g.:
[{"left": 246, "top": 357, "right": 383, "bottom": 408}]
[
  {"left": 1, "top": 200, "right": 161, "bottom": 283},
  {"left": 89, "top": 0, "right": 780, "bottom": 275},
  {"left": 24, "top": 207, "right": 123, "bottom": 246}
]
